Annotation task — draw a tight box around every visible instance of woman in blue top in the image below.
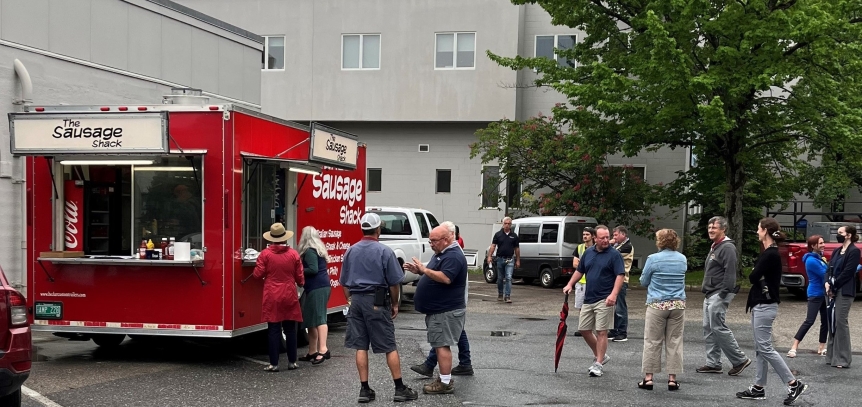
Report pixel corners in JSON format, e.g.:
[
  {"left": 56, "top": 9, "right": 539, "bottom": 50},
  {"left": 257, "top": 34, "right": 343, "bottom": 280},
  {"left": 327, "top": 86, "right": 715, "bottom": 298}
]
[
  {"left": 787, "top": 235, "right": 828, "bottom": 358},
  {"left": 296, "top": 226, "right": 332, "bottom": 365},
  {"left": 638, "top": 229, "right": 687, "bottom": 391}
]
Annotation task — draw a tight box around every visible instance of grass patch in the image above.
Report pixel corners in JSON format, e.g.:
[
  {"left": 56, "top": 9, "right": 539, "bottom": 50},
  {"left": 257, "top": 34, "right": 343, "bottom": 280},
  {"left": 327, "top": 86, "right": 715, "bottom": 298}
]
[{"left": 468, "top": 268, "right": 484, "bottom": 275}]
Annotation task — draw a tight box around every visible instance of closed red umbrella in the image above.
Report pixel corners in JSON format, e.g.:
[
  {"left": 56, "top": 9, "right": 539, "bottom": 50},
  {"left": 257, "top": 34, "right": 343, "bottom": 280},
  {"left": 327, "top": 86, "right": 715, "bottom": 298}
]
[{"left": 554, "top": 293, "right": 569, "bottom": 372}]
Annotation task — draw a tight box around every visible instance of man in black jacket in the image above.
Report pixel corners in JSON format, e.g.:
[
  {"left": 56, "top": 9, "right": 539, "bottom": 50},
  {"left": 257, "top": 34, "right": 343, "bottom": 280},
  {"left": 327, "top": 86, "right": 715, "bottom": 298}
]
[{"left": 696, "top": 216, "right": 751, "bottom": 376}]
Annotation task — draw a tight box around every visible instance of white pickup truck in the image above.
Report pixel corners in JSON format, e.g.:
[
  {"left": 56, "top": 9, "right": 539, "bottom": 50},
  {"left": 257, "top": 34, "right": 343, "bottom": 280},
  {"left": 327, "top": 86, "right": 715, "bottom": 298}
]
[{"left": 365, "top": 206, "right": 441, "bottom": 285}]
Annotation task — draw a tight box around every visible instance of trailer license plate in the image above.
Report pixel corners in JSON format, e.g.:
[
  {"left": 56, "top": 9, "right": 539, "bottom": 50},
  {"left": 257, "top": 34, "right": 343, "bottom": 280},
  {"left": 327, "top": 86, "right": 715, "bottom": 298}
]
[{"left": 35, "top": 302, "right": 63, "bottom": 320}]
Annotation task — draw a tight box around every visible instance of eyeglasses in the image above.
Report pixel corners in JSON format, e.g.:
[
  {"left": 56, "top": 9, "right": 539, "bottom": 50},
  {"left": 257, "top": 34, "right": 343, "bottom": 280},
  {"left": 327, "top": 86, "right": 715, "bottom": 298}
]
[{"left": 429, "top": 238, "right": 443, "bottom": 243}]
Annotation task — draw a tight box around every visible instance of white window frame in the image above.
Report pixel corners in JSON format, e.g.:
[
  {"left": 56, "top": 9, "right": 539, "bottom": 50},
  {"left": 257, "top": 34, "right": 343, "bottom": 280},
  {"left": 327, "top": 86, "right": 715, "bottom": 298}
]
[
  {"left": 609, "top": 164, "right": 647, "bottom": 185},
  {"left": 534, "top": 34, "right": 578, "bottom": 68},
  {"left": 435, "top": 32, "right": 476, "bottom": 70},
  {"left": 341, "top": 34, "right": 382, "bottom": 70},
  {"left": 263, "top": 36, "right": 286, "bottom": 71}
]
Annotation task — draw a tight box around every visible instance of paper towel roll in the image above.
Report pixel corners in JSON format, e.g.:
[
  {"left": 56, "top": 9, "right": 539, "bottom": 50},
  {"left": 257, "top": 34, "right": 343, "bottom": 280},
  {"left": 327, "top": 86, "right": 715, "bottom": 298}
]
[{"left": 174, "top": 242, "right": 191, "bottom": 261}]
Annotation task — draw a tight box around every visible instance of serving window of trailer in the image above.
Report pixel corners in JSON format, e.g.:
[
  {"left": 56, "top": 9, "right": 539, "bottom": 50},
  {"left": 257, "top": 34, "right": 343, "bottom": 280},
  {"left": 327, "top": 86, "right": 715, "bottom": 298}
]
[
  {"left": 59, "top": 156, "right": 204, "bottom": 255},
  {"left": 243, "top": 160, "right": 288, "bottom": 252}
]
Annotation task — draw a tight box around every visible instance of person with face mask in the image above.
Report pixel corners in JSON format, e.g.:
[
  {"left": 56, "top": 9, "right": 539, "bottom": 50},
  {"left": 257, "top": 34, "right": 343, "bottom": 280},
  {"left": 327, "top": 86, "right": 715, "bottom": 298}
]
[
  {"left": 825, "top": 225, "right": 859, "bottom": 369},
  {"left": 786, "top": 235, "right": 828, "bottom": 358}
]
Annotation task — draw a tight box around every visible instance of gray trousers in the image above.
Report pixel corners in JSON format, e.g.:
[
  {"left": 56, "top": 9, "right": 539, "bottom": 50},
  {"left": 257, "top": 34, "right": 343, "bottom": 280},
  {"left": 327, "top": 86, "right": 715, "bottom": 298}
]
[
  {"left": 751, "top": 304, "right": 795, "bottom": 387},
  {"left": 827, "top": 295, "right": 853, "bottom": 367},
  {"left": 703, "top": 293, "right": 747, "bottom": 368}
]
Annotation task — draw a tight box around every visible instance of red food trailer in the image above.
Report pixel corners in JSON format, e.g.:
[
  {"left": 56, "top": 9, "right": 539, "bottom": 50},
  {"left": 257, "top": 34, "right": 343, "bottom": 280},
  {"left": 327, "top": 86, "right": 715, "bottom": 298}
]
[{"left": 9, "top": 101, "right": 364, "bottom": 346}]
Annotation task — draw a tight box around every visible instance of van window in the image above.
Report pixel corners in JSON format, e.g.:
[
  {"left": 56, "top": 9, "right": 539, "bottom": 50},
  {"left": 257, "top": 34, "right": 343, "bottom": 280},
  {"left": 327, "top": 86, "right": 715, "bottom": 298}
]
[
  {"left": 564, "top": 222, "right": 594, "bottom": 244},
  {"left": 518, "top": 224, "right": 540, "bottom": 243},
  {"left": 541, "top": 223, "right": 559, "bottom": 243},
  {"left": 375, "top": 212, "right": 413, "bottom": 236},
  {"left": 426, "top": 213, "right": 440, "bottom": 229},
  {"left": 415, "top": 213, "right": 430, "bottom": 238}
]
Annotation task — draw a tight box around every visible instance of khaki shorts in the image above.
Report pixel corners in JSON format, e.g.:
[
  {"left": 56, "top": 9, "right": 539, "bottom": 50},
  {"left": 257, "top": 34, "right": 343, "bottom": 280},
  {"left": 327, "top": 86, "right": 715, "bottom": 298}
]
[{"left": 578, "top": 300, "right": 614, "bottom": 331}]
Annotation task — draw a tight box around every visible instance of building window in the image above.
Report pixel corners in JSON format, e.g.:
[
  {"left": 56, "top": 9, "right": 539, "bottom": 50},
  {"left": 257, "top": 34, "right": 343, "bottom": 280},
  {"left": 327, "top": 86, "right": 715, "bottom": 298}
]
[
  {"left": 436, "top": 170, "right": 451, "bottom": 193},
  {"left": 481, "top": 165, "right": 500, "bottom": 208},
  {"left": 506, "top": 173, "right": 521, "bottom": 208},
  {"left": 435, "top": 32, "right": 475, "bottom": 69},
  {"left": 367, "top": 168, "right": 382, "bottom": 192},
  {"left": 535, "top": 34, "right": 577, "bottom": 68},
  {"left": 342, "top": 34, "right": 381, "bottom": 69},
  {"left": 609, "top": 164, "right": 647, "bottom": 186},
  {"left": 263, "top": 36, "right": 285, "bottom": 70}
]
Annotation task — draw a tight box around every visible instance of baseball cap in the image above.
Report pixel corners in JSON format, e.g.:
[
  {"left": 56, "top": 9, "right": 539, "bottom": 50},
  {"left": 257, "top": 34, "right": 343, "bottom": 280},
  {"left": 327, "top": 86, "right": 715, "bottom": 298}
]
[{"left": 360, "top": 212, "right": 382, "bottom": 230}]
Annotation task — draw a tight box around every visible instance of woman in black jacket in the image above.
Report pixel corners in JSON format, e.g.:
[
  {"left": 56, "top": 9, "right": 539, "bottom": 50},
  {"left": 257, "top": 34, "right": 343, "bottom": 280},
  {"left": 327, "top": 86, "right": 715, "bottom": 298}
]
[
  {"left": 825, "top": 225, "right": 860, "bottom": 368},
  {"left": 736, "top": 218, "right": 808, "bottom": 405}
]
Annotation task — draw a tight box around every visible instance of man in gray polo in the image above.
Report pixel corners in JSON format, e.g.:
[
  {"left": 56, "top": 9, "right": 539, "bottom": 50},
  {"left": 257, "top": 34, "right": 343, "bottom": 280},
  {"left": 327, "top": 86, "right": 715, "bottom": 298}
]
[
  {"left": 697, "top": 216, "right": 751, "bottom": 376},
  {"left": 405, "top": 225, "right": 468, "bottom": 394},
  {"left": 340, "top": 213, "right": 419, "bottom": 403}
]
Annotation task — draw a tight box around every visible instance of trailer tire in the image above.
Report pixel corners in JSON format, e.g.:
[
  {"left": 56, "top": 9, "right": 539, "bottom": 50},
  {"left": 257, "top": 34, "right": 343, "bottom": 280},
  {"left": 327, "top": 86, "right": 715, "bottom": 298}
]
[
  {"left": 294, "top": 328, "right": 309, "bottom": 348},
  {"left": 91, "top": 334, "right": 126, "bottom": 348}
]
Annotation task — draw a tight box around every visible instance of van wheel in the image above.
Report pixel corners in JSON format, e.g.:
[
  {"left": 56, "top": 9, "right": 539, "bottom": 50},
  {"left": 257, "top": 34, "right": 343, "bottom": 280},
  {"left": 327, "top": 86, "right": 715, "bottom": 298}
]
[
  {"left": 540, "top": 268, "right": 555, "bottom": 289},
  {"left": 91, "top": 334, "right": 126, "bottom": 348},
  {"left": 484, "top": 261, "right": 497, "bottom": 283}
]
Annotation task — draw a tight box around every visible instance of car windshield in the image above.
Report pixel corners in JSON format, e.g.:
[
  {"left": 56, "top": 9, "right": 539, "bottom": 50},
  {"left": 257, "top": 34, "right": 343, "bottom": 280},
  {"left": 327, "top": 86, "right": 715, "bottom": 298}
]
[{"left": 374, "top": 212, "right": 413, "bottom": 235}]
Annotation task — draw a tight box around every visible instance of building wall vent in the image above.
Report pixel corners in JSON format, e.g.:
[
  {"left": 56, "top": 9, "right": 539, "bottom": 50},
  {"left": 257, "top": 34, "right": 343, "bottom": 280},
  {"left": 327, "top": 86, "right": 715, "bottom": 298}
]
[{"left": 418, "top": 144, "right": 430, "bottom": 153}]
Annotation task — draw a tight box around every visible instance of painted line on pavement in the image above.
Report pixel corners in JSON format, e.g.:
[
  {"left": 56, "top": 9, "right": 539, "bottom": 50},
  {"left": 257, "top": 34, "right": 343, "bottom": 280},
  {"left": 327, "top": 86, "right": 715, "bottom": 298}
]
[
  {"left": 22, "top": 386, "right": 65, "bottom": 407},
  {"left": 470, "top": 293, "right": 492, "bottom": 297},
  {"left": 234, "top": 354, "right": 269, "bottom": 366}
]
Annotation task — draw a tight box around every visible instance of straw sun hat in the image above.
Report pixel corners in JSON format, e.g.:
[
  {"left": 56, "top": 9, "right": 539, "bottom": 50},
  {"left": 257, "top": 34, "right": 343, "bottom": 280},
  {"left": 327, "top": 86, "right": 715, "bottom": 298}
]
[{"left": 263, "top": 223, "right": 294, "bottom": 243}]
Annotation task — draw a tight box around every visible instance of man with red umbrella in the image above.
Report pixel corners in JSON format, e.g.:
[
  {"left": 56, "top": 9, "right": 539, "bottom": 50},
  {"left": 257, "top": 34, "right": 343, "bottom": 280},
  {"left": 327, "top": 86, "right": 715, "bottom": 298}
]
[{"left": 562, "top": 225, "right": 625, "bottom": 377}]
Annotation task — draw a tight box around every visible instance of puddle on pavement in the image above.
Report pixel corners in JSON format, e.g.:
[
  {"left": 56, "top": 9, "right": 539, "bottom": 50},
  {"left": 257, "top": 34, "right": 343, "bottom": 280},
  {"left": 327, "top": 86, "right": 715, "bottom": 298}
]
[{"left": 490, "top": 331, "right": 516, "bottom": 337}]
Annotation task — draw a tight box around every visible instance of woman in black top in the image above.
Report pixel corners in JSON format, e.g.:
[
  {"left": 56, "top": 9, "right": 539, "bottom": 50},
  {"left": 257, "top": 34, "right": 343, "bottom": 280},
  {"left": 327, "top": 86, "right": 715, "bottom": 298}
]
[
  {"left": 736, "top": 218, "right": 808, "bottom": 405},
  {"left": 825, "top": 225, "right": 859, "bottom": 368}
]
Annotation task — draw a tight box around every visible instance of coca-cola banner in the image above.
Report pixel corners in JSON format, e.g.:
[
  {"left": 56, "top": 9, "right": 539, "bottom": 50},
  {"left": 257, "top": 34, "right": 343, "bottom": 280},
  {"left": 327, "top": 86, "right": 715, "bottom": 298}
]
[{"left": 64, "top": 180, "right": 85, "bottom": 251}]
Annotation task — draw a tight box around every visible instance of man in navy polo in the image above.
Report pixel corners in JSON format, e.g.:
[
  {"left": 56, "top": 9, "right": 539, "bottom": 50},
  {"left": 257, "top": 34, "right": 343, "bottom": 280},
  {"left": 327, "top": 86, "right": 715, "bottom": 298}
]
[
  {"left": 563, "top": 225, "right": 625, "bottom": 377},
  {"left": 405, "top": 225, "right": 468, "bottom": 394},
  {"left": 488, "top": 217, "right": 520, "bottom": 303}
]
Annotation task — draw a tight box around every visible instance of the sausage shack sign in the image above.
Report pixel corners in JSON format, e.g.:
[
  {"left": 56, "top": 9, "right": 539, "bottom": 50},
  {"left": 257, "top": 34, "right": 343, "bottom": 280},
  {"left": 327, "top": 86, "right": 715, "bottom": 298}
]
[
  {"left": 309, "top": 122, "right": 358, "bottom": 170},
  {"left": 8, "top": 112, "right": 169, "bottom": 155}
]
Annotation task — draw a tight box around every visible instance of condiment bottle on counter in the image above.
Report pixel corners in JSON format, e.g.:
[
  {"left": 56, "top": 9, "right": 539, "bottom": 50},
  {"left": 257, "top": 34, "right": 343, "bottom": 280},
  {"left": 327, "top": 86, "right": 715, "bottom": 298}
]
[
  {"left": 139, "top": 240, "right": 147, "bottom": 259},
  {"left": 166, "top": 237, "right": 175, "bottom": 260},
  {"left": 160, "top": 238, "right": 168, "bottom": 259}
]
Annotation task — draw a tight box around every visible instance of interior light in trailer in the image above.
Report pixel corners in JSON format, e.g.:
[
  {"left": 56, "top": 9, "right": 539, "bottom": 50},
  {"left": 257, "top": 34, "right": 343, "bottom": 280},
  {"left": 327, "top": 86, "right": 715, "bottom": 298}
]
[
  {"left": 289, "top": 165, "right": 322, "bottom": 176},
  {"left": 59, "top": 160, "right": 154, "bottom": 166},
  {"left": 132, "top": 166, "right": 196, "bottom": 172}
]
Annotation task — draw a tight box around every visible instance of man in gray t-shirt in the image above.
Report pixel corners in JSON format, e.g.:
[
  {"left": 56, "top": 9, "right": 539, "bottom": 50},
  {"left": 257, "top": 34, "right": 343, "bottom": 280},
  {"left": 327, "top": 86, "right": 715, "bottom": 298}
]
[{"left": 340, "top": 213, "right": 418, "bottom": 403}]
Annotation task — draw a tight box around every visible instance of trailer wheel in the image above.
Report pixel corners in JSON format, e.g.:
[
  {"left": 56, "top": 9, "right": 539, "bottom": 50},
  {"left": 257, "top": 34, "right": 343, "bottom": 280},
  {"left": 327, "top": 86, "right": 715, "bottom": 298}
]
[{"left": 91, "top": 334, "right": 126, "bottom": 348}]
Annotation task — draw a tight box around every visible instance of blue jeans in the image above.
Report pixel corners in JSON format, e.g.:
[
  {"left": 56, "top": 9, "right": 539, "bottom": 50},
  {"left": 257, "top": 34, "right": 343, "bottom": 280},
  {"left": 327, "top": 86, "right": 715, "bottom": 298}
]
[
  {"left": 496, "top": 257, "right": 514, "bottom": 297},
  {"left": 610, "top": 282, "right": 628, "bottom": 337},
  {"left": 425, "top": 329, "right": 471, "bottom": 368},
  {"left": 268, "top": 320, "right": 297, "bottom": 366}
]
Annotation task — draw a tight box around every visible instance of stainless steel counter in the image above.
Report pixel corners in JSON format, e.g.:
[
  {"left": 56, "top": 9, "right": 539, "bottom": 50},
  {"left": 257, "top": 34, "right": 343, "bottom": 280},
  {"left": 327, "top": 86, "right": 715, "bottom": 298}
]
[{"left": 37, "top": 257, "right": 204, "bottom": 267}]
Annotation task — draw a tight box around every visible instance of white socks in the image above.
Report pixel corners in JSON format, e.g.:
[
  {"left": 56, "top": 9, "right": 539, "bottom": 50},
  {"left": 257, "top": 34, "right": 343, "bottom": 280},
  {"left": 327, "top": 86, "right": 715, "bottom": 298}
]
[{"left": 440, "top": 374, "right": 452, "bottom": 384}]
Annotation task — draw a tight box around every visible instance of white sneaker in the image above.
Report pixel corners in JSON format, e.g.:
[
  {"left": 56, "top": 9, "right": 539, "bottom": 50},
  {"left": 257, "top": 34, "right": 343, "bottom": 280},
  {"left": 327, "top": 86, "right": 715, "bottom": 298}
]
[{"left": 588, "top": 363, "right": 603, "bottom": 377}]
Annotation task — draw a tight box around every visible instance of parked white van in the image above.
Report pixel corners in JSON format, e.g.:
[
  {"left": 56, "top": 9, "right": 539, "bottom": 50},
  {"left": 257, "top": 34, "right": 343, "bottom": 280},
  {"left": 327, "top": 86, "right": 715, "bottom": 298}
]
[{"left": 483, "top": 216, "right": 598, "bottom": 288}]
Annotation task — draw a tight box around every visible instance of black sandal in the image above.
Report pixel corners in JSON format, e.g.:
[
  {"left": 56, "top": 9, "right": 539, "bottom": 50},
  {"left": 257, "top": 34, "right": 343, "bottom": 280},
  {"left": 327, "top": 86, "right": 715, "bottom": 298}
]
[
  {"left": 668, "top": 380, "right": 680, "bottom": 391},
  {"left": 298, "top": 352, "right": 318, "bottom": 362},
  {"left": 638, "top": 378, "right": 653, "bottom": 390}
]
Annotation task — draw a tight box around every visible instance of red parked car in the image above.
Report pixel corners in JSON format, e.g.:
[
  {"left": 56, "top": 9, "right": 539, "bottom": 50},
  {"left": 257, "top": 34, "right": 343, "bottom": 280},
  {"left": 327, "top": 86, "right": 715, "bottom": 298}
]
[{"left": 0, "top": 266, "right": 30, "bottom": 407}]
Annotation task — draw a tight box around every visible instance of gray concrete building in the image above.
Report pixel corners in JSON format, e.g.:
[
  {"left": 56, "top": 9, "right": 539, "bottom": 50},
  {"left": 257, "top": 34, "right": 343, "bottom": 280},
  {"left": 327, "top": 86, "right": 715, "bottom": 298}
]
[
  {"left": 176, "top": 0, "right": 690, "bottom": 263},
  {"left": 0, "top": 0, "right": 263, "bottom": 288}
]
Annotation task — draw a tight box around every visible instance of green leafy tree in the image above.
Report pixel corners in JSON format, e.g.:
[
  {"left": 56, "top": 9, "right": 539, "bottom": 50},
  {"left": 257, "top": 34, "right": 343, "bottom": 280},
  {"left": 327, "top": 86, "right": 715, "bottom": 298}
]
[
  {"left": 470, "top": 115, "right": 658, "bottom": 235},
  {"left": 489, "top": 0, "right": 862, "bottom": 262}
]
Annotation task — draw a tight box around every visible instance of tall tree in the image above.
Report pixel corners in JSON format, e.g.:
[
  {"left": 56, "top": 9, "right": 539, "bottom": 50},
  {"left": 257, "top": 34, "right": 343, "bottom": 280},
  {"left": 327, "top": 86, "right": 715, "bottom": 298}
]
[
  {"left": 490, "top": 0, "right": 862, "bottom": 261},
  {"left": 470, "top": 115, "right": 657, "bottom": 236}
]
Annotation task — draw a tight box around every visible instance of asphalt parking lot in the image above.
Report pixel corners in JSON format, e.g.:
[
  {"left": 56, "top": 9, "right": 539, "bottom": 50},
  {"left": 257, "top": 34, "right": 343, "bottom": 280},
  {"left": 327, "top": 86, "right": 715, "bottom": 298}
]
[{"left": 22, "top": 276, "right": 862, "bottom": 406}]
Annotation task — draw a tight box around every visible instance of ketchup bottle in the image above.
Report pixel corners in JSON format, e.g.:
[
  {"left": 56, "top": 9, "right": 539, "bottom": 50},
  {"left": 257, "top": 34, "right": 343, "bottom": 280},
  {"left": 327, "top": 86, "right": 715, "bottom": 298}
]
[
  {"left": 160, "top": 238, "right": 168, "bottom": 259},
  {"left": 139, "top": 240, "right": 147, "bottom": 259}
]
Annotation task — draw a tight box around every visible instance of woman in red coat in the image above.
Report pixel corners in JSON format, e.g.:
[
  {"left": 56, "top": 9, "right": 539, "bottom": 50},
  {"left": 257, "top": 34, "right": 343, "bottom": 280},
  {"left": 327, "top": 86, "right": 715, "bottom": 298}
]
[{"left": 253, "top": 223, "right": 305, "bottom": 372}]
